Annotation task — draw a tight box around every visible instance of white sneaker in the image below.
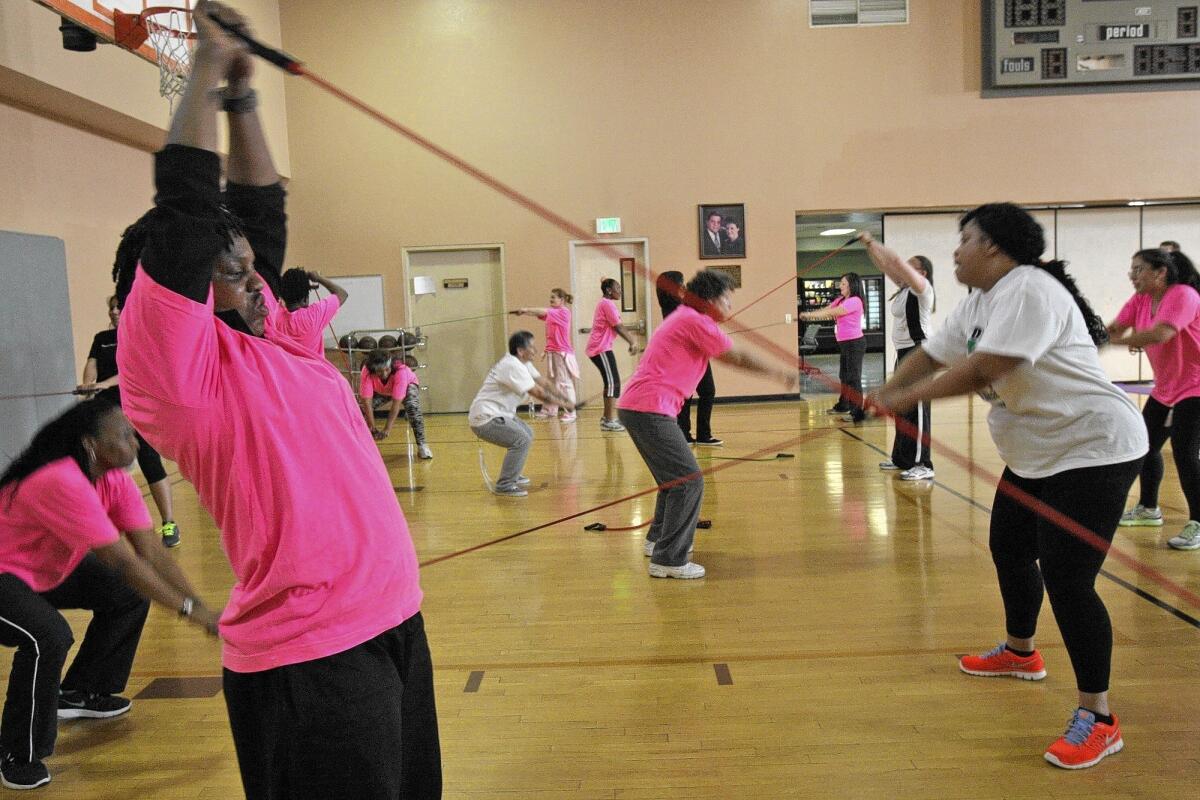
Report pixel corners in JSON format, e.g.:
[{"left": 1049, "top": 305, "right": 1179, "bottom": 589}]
[
  {"left": 648, "top": 561, "right": 705, "bottom": 579},
  {"left": 1168, "top": 520, "right": 1200, "bottom": 550},
  {"left": 491, "top": 485, "right": 527, "bottom": 497},
  {"left": 516, "top": 475, "right": 532, "bottom": 487},
  {"left": 559, "top": 413, "right": 577, "bottom": 422},
  {"left": 600, "top": 419, "right": 626, "bottom": 432},
  {"left": 417, "top": 444, "right": 433, "bottom": 459},
  {"left": 900, "top": 466, "right": 935, "bottom": 481},
  {"left": 879, "top": 461, "right": 900, "bottom": 470},
  {"left": 1119, "top": 504, "right": 1164, "bottom": 527}
]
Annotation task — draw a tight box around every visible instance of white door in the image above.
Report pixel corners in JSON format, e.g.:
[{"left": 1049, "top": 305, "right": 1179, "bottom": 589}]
[
  {"left": 405, "top": 246, "right": 506, "bottom": 413},
  {"left": 569, "top": 239, "right": 650, "bottom": 404}
]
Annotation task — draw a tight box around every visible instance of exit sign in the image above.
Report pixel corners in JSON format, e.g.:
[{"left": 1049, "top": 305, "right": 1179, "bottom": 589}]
[{"left": 595, "top": 217, "right": 622, "bottom": 234}]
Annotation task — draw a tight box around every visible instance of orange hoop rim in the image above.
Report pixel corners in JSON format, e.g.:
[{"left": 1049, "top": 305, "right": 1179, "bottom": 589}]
[{"left": 113, "top": 5, "right": 196, "bottom": 51}]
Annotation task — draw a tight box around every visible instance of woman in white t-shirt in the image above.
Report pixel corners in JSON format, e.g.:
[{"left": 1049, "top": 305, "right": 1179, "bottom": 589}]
[
  {"left": 867, "top": 203, "right": 1147, "bottom": 770},
  {"left": 861, "top": 233, "right": 936, "bottom": 481}
]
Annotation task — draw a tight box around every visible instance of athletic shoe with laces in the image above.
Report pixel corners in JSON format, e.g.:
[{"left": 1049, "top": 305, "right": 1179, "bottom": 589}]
[
  {"left": 516, "top": 476, "right": 532, "bottom": 487},
  {"left": 159, "top": 521, "right": 180, "bottom": 549},
  {"left": 0, "top": 753, "right": 50, "bottom": 790},
  {"left": 559, "top": 413, "right": 577, "bottom": 422},
  {"left": 694, "top": 437, "right": 723, "bottom": 447},
  {"left": 1118, "top": 504, "right": 1163, "bottom": 527},
  {"left": 491, "top": 484, "right": 528, "bottom": 497},
  {"left": 958, "top": 642, "right": 1046, "bottom": 680},
  {"left": 600, "top": 419, "right": 626, "bottom": 432},
  {"left": 826, "top": 406, "right": 849, "bottom": 414},
  {"left": 648, "top": 561, "right": 705, "bottom": 579},
  {"left": 1168, "top": 520, "right": 1200, "bottom": 550},
  {"left": 1044, "top": 709, "right": 1123, "bottom": 769},
  {"left": 57, "top": 690, "right": 132, "bottom": 720},
  {"left": 879, "top": 461, "right": 900, "bottom": 470},
  {"left": 900, "top": 466, "right": 935, "bottom": 481},
  {"left": 533, "top": 410, "right": 556, "bottom": 420},
  {"left": 417, "top": 444, "right": 433, "bottom": 460}
]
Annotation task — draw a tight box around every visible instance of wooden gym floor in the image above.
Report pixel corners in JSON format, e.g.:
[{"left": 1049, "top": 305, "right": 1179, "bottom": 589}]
[{"left": 6, "top": 394, "right": 1198, "bottom": 798}]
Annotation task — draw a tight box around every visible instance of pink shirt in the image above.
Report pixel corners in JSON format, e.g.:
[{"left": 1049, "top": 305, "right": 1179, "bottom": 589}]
[
  {"left": 1115, "top": 284, "right": 1200, "bottom": 405},
  {"left": 833, "top": 296, "right": 864, "bottom": 342},
  {"left": 119, "top": 266, "right": 422, "bottom": 673},
  {"left": 585, "top": 298, "right": 621, "bottom": 357},
  {"left": 359, "top": 362, "right": 419, "bottom": 400},
  {"left": 540, "top": 306, "right": 572, "bottom": 353},
  {"left": 269, "top": 296, "right": 341, "bottom": 357},
  {"left": 619, "top": 305, "right": 732, "bottom": 417},
  {"left": 0, "top": 459, "right": 150, "bottom": 593}
]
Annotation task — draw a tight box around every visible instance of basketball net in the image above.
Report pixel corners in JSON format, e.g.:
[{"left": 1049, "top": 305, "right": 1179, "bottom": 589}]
[{"left": 114, "top": 7, "right": 195, "bottom": 114}]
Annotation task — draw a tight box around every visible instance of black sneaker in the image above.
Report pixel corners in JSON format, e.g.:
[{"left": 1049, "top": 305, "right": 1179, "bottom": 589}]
[
  {"left": 159, "top": 521, "right": 181, "bottom": 548},
  {"left": 694, "top": 437, "right": 724, "bottom": 447},
  {"left": 826, "top": 406, "right": 849, "bottom": 414},
  {"left": 0, "top": 753, "right": 50, "bottom": 790},
  {"left": 57, "top": 690, "right": 132, "bottom": 720}
]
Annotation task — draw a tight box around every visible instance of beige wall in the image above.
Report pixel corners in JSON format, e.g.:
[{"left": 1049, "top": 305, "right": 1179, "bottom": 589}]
[
  {"left": 0, "top": 101, "right": 151, "bottom": 373},
  {"left": 276, "top": 0, "right": 1200, "bottom": 399},
  {"left": 0, "top": 0, "right": 290, "bottom": 375}
]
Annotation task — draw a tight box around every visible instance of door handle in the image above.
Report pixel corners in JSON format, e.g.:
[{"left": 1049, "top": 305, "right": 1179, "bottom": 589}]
[
  {"left": 578, "top": 327, "right": 591, "bottom": 334},
  {"left": 627, "top": 319, "right": 647, "bottom": 334}
]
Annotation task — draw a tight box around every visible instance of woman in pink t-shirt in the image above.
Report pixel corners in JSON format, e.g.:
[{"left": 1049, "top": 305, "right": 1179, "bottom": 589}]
[
  {"left": 358, "top": 349, "right": 431, "bottom": 458},
  {"left": 0, "top": 400, "right": 217, "bottom": 789},
  {"left": 618, "top": 270, "right": 796, "bottom": 580},
  {"left": 799, "top": 272, "right": 867, "bottom": 422},
  {"left": 586, "top": 279, "right": 641, "bottom": 432},
  {"left": 514, "top": 288, "right": 579, "bottom": 421},
  {"left": 1107, "top": 248, "right": 1200, "bottom": 550}
]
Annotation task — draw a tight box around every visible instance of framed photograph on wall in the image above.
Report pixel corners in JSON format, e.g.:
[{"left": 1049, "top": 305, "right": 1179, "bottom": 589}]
[{"left": 699, "top": 203, "right": 745, "bottom": 259}]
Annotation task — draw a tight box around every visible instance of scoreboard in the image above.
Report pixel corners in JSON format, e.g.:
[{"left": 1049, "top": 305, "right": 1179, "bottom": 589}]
[{"left": 984, "top": 1, "right": 1200, "bottom": 93}]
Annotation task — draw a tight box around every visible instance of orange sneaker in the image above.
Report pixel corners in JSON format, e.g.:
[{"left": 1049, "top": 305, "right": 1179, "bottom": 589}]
[
  {"left": 1044, "top": 709, "right": 1123, "bottom": 769},
  {"left": 959, "top": 642, "right": 1046, "bottom": 680}
]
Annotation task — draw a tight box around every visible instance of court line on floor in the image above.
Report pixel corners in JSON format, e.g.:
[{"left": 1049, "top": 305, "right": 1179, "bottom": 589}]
[{"left": 838, "top": 428, "right": 1200, "bottom": 631}]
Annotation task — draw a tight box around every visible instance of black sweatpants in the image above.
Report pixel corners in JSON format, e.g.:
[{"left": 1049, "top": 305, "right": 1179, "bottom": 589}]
[
  {"left": 1136, "top": 395, "right": 1200, "bottom": 521},
  {"left": 134, "top": 430, "right": 168, "bottom": 485},
  {"left": 678, "top": 362, "right": 715, "bottom": 440},
  {"left": 0, "top": 555, "right": 150, "bottom": 762},
  {"left": 889, "top": 346, "right": 933, "bottom": 469},
  {"left": 988, "top": 458, "right": 1142, "bottom": 694},
  {"left": 223, "top": 612, "right": 442, "bottom": 800},
  {"left": 837, "top": 338, "right": 866, "bottom": 421}
]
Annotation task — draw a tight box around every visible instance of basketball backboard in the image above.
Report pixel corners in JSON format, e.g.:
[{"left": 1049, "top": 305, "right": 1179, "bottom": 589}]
[{"left": 30, "top": 1, "right": 194, "bottom": 66}]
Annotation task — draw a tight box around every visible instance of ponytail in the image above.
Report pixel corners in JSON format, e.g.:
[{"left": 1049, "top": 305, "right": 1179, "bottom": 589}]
[
  {"left": 551, "top": 288, "right": 573, "bottom": 305},
  {"left": 963, "top": 202, "right": 1106, "bottom": 346}
]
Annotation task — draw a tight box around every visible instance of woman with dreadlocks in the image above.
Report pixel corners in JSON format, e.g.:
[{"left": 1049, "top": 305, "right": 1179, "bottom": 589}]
[
  {"left": 110, "top": 4, "right": 439, "bottom": 798},
  {"left": 867, "top": 203, "right": 1147, "bottom": 770},
  {"left": 0, "top": 400, "right": 217, "bottom": 790}
]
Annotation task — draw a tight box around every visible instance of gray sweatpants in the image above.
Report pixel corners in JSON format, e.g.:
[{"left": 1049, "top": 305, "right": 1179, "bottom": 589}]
[
  {"left": 618, "top": 409, "right": 703, "bottom": 567},
  {"left": 471, "top": 416, "right": 533, "bottom": 490}
]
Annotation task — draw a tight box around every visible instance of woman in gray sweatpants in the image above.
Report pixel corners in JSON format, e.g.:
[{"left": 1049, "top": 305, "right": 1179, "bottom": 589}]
[{"left": 619, "top": 271, "right": 796, "bottom": 579}]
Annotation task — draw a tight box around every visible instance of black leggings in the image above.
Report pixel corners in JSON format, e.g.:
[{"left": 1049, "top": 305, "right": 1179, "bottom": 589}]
[
  {"left": 1136, "top": 396, "right": 1200, "bottom": 520},
  {"left": 837, "top": 338, "right": 866, "bottom": 420},
  {"left": 589, "top": 350, "right": 621, "bottom": 398},
  {"left": 889, "top": 346, "right": 932, "bottom": 469},
  {"left": 678, "top": 362, "right": 715, "bottom": 440},
  {"left": 134, "top": 431, "right": 167, "bottom": 484},
  {"left": 989, "top": 458, "right": 1142, "bottom": 694}
]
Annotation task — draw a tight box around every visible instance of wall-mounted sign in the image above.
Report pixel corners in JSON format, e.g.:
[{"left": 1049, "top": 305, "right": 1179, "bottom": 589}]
[
  {"left": 443, "top": 278, "right": 469, "bottom": 289},
  {"left": 595, "top": 217, "right": 622, "bottom": 234},
  {"left": 413, "top": 276, "right": 436, "bottom": 295}
]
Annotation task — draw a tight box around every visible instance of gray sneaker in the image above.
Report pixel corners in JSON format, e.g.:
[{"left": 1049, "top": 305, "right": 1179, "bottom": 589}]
[
  {"left": 491, "top": 485, "right": 528, "bottom": 497},
  {"left": 600, "top": 419, "right": 626, "bottom": 432},
  {"left": 1119, "top": 504, "right": 1164, "bottom": 527},
  {"left": 1168, "top": 520, "right": 1200, "bottom": 550}
]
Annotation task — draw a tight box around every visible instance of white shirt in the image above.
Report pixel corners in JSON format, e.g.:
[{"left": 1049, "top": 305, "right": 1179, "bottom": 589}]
[
  {"left": 891, "top": 283, "right": 935, "bottom": 349},
  {"left": 469, "top": 354, "right": 540, "bottom": 426},
  {"left": 923, "top": 266, "right": 1147, "bottom": 478}
]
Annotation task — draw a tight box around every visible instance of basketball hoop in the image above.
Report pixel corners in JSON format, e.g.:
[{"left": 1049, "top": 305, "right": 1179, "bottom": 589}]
[{"left": 114, "top": 6, "right": 196, "bottom": 113}]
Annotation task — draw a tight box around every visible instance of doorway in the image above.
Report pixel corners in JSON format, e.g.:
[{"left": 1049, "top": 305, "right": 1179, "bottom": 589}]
[
  {"left": 568, "top": 238, "right": 651, "bottom": 405},
  {"left": 403, "top": 245, "right": 506, "bottom": 413}
]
